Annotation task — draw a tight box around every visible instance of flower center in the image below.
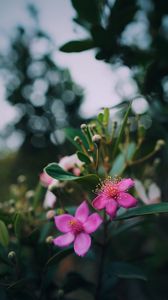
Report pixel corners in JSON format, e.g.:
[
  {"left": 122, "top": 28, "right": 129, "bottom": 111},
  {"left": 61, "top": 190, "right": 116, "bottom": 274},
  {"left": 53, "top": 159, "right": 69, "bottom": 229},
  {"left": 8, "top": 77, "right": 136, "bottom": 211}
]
[
  {"left": 103, "top": 182, "right": 119, "bottom": 199},
  {"left": 68, "top": 219, "right": 83, "bottom": 234}
]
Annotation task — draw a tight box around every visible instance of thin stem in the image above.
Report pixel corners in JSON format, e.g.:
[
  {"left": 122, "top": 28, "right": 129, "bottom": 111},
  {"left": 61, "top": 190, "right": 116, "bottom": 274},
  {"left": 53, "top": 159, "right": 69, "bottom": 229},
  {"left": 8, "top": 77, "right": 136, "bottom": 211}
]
[{"left": 95, "top": 213, "right": 108, "bottom": 300}]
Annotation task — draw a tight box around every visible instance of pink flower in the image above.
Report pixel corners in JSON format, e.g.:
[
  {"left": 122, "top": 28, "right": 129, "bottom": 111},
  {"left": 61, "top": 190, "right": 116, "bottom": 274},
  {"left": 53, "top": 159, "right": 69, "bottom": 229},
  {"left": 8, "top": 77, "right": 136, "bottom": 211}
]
[
  {"left": 59, "top": 154, "right": 83, "bottom": 176},
  {"left": 92, "top": 178, "right": 138, "bottom": 219},
  {"left": 53, "top": 201, "right": 102, "bottom": 256},
  {"left": 40, "top": 172, "right": 53, "bottom": 188}
]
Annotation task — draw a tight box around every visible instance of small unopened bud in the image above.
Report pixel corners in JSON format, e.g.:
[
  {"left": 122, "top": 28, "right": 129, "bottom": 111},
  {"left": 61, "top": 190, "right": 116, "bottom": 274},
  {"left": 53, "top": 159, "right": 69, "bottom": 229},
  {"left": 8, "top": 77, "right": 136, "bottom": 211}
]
[
  {"left": 17, "top": 175, "right": 26, "bottom": 183},
  {"left": 155, "top": 139, "right": 165, "bottom": 151},
  {"left": 9, "top": 207, "right": 15, "bottom": 214},
  {"left": 46, "top": 236, "right": 53, "bottom": 244},
  {"left": 8, "top": 223, "right": 13, "bottom": 229},
  {"left": 92, "top": 134, "right": 102, "bottom": 143},
  {"left": 46, "top": 210, "right": 55, "bottom": 219},
  {"left": 8, "top": 251, "right": 16, "bottom": 260},
  {"left": 89, "top": 123, "right": 96, "bottom": 129},
  {"left": 28, "top": 206, "right": 33, "bottom": 213},
  {"left": 80, "top": 124, "right": 87, "bottom": 130},
  {"left": 9, "top": 199, "right": 15, "bottom": 206},
  {"left": 74, "top": 136, "right": 81, "bottom": 144},
  {"left": 25, "top": 190, "right": 35, "bottom": 200}
]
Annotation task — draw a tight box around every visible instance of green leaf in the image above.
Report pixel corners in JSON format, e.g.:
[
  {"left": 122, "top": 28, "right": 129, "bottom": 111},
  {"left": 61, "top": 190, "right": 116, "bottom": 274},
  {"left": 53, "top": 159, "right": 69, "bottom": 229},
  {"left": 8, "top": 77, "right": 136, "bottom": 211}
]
[
  {"left": 97, "top": 112, "right": 104, "bottom": 123},
  {"left": 45, "top": 248, "right": 73, "bottom": 269},
  {"left": 110, "top": 262, "right": 147, "bottom": 281},
  {"left": 60, "top": 39, "right": 94, "bottom": 53},
  {"left": 116, "top": 203, "right": 168, "bottom": 221},
  {"left": 112, "top": 102, "right": 131, "bottom": 158},
  {"left": 71, "top": 0, "right": 100, "bottom": 23},
  {"left": 45, "top": 163, "right": 99, "bottom": 187},
  {"left": 103, "top": 108, "right": 110, "bottom": 126},
  {"left": 110, "top": 142, "right": 136, "bottom": 176},
  {"left": 77, "top": 151, "right": 91, "bottom": 164},
  {"left": 0, "top": 220, "right": 9, "bottom": 247},
  {"left": 14, "top": 213, "right": 24, "bottom": 240}
]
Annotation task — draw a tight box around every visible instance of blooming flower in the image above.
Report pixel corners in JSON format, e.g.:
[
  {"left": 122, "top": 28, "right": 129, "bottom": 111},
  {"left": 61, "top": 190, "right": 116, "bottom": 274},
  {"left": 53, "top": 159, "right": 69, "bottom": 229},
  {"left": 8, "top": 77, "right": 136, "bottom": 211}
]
[
  {"left": 134, "top": 180, "right": 161, "bottom": 205},
  {"left": 53, "top": 201, "right": 102, "bottom": 256},
  {"left": 92, "top": 178, "right": 138, "bottom": 219}
]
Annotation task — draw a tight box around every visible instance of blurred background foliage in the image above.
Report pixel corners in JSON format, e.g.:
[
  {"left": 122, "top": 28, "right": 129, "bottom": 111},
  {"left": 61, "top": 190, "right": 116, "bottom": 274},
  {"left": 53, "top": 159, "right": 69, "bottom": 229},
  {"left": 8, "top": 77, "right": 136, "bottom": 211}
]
[{"left": 0, "top": 5, "right": 85, "bottom": 199}]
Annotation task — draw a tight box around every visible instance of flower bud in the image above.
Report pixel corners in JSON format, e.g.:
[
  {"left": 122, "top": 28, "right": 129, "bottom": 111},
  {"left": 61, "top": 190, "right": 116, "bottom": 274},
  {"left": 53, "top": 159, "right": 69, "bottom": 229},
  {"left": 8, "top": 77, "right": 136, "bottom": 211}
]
[
  {"left": 80, "top": 124, "right": 87, "bottom": 130},
  {"left": 17, "top": 175, "right": 26, "bottom": 183},
  {"left": 46, "top": 210, "right": 55, "bottom": 219},
  {"left": 155, "top": 139, "right": 165, "bottom": 151},
  {"left": 46, "top": 236, "right": 53, "bottom": 244},
  {"left": 74, "top": 136, "right": 82, "bottom": 144},
  {"left": 8, "top": 251, "right": 16, "bottom": 260},
  {"left": 92, "top": 134, "right": 102, "bottom": 143},
  {"left": 25, "top": 190, "right": 35, "bottom": 200}
]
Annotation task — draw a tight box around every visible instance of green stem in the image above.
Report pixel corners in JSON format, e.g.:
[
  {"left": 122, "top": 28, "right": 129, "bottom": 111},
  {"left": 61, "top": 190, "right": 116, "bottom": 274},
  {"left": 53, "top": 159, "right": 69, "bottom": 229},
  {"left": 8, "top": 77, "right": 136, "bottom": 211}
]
[{"left": 95, "top": 213, "right": 108, "bottom": 300}]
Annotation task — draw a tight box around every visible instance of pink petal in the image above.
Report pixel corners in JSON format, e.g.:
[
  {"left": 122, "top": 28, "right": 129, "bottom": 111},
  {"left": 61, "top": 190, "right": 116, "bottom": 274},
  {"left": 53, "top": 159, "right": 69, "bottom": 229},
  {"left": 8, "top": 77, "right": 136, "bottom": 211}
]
[
  {"left": 43, "top": 190, "right": 57, "bottom": 209},
  {"left": 118, "top": 192, "right": 138, "bottom": 208},
  {"left": 75, "top": 201, "right": 89, "bottom": 223},
  {"left": 105, "top": 200, "right": 118, "bottom": 218},
  {"left": 118, "top": 178, "right": 134, "bottom": 192},
  {"left": 54, "top": 214, "right": 73, "bottom": 233},
  {"left": 53, "top": 232, "right": 75, "bottom": 247},
  {"left": 92, "top": 195, "right": 107, "bottom": 210},
  {"left": 83, "top": 213, "right": 102, "bottom": 233},
  {"left": 74, "top": 233, "right": 91, "bottom": 256}
]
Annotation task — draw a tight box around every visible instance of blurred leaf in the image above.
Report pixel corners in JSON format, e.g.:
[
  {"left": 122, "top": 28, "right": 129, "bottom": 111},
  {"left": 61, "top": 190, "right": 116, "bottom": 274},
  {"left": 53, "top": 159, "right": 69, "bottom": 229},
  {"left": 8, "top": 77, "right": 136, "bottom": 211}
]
[
  {"left": 97, "top": 112, "right": 104, "bottom": 123},
  {"left": 116, "top": 203, "right": 168, "bottom": 220},
  {"left": 14, "top": 213, "right": 24, "bottom": 240},
  {"left": 60, "top": 39, "right": 94, "bottom": 52},
  {"left": 103, "top": 108, "right": 110, "bottom": 126},
  {"left": 77, "top": 151, "right": 91, "bottom": 164},
  {"left": 112, "top": 219, "right": 144, "bottom": 237},
  {"left": 71, "top": 0, "right": 100, "bottom": 23},
  {"left": 112, "top": 102, "right": 131, "bottom": 158},
  {"left": 110, "top": 142, "right": 136, "bottom": 176},
  {"left": 33, "top": 183, "right": 46, "bottom": 209},
  {"left": 0, "top": 220, "right": 9, "bottom": 247},
  {"left": 45, "top": 248, "right": 73, "bottom": 269},
  {"left": 45, "top": 163, "right": 99, "bottom": 186},
  {"left": 109, "top": 261, "right": 147, "bottom": 281},
  {"left": 63, "top": 272, "right": 95, "bottom": 294}
]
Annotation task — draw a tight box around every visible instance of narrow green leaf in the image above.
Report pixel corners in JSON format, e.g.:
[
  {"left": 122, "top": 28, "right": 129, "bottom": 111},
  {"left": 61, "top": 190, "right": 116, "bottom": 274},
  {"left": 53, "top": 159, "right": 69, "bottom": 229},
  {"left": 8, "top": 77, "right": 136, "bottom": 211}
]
[
  {"left": 116, "top": 203, "right": 168, "bottom": 221},
  {"left": 45, "top": 248, "right": 73, "bottom": 269},
  {"left": 103, "top": 108, "right": 110, "bottom": 126},
  {"left": 110, "top": 262, "right": 147, "bottom": 281},
  {"left": 77, "top": 151, "right": 91, "bottom": 164},
  {"left": 33, "top": 183, "right": 46, "bottom": 209},
  {"left": 97, "top": 112, "right": 104, "bottom": 123},
  {"left": 112, "top": 102, "right": 131, "bottom": 158},
  {"left": 0, "top": 220, "right": 9, "bottom": 247},
  {"left": 14, "top": 213, "right": 23, "bottom": 240},
  {"left": 110, "top": 142, "right": 136, "bottom": 176},
  {"left": 60, "top": 39, "right": 94, "bottom": 53}
]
